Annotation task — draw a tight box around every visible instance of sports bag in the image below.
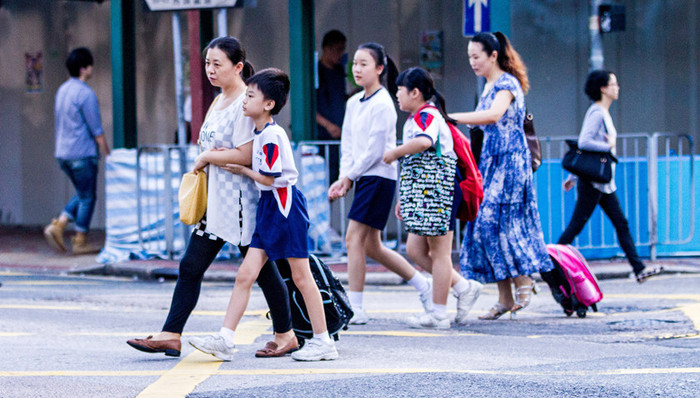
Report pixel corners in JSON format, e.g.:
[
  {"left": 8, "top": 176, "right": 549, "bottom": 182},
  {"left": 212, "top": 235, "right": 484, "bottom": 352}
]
[
  {"left": 447, "top": 122, "right": 484, "bottom": 221},
  {"left": 540, "top": 244, "right": 603, "bottom": 318},
  {"left": 277, "top": 254, "right": 353, "bottom": 341}
]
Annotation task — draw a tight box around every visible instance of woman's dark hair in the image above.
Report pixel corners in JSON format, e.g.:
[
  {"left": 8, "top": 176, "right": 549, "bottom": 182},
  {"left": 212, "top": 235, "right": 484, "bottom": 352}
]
[
  {"left": 322, "top": 29, "right": 346, "bottom": 48},
  {"left": 584, "top": 70, "right": 613, "bottom": 101},
  {"left": 357, "top": 42, "right": 399, "bottom": 98},
  {"left": 203, "top": 36, "right": 255, "bottom": 80},
  {"left": 470, "top": 31, "right": 529, "bottom": 94},
  {"left": 245, "top": 68, "right": 290, "bottom": 115},
  {"left": 395, "top": 67, "right": 456, "bottom": 125},
  {"left": 66, "top": 47, "right": 93, "bottom": 77}
]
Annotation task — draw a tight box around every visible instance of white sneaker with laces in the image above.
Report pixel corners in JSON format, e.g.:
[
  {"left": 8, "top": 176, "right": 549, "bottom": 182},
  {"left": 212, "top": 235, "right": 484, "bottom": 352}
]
[
  {"left": 291, "top": 338, "right": 339, "bottom": 361},
  {"left": 349, "top": 308, "right": 369, "bottom": 325},
  {"left": 189, "top": 334, "right": 235, "bottom": 361},
  {"left": 454, "top": 280, "right": 484, "bottom": 324},
  {"left": 418, "top": 278, "right": 433, "bottom": 313},
  {"left": 407, "top": 312, "right": 450, "bottom": 330}
]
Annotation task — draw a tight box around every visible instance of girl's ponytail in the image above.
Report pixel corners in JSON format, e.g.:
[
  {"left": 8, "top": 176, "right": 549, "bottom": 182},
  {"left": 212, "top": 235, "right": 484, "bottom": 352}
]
[
  {"left": 358, "top": 42, "right": 399, "bottom": 98},
  {"left": 395, "top": 67, "right": 455, "bottom": 124},
  {"left": 432, "top": 89, "right": 456, "bottom": 125}
]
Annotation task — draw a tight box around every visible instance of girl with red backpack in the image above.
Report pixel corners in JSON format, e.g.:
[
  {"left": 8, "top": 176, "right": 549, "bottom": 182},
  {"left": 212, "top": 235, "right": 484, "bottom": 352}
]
[{"left": 383, "top": 67, "right": 483, "bottom": 328}]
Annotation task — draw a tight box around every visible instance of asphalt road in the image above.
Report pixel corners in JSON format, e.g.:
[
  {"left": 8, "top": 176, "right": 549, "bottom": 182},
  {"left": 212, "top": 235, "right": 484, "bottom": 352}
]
[{"left": 1, "top": 270, "right": 699, "bottom": 397}]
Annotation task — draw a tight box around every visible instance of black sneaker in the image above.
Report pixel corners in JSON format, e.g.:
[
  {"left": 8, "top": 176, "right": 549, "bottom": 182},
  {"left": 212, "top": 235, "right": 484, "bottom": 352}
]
[{"left": 636, "top": 266, "right": 664, "bottom": 283}]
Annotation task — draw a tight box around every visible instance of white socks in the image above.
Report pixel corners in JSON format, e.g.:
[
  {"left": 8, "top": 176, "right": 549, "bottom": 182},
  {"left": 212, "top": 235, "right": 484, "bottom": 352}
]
[
  {"left": 349, "top": 291, "right": 364, "bottom": 310},
  {"left": 432, "top": 303, "right": 447, "bottom": 319},
  {"left": 407, "top": 272, "right": 431, "bottom": 295},
  {"left": 452, "top": 277, "right": 470, "bottom": 295},
  {"left": 313, "top": 332, "right": 332, "bottom": 344},
  {"left": 219, "top": 327, "right": 235, "bottom": 346}
]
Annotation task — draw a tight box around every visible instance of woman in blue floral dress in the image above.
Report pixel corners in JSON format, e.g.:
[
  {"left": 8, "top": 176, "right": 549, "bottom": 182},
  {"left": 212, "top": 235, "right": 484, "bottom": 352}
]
[{"left": 450, "top": 32, "right": 553, "bottom": 320}]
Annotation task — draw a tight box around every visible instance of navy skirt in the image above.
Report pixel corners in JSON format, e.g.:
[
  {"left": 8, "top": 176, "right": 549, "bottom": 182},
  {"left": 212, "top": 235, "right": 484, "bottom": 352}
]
[
  {"left": 250, "top": 186, "right": 309, "bottom": 261},
  {"left": 348, "top": 176, "right": 396, "bottom": 230}
]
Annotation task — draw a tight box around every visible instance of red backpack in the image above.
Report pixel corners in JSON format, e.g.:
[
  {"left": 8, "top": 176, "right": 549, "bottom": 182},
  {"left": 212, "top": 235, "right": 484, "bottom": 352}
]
[{"left": 447, "top": 122, "right": 484, "bottom": 221}]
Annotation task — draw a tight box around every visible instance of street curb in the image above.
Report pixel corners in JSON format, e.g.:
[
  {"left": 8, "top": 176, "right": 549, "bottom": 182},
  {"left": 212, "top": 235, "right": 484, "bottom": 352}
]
[{"left": 64, "top": 262, "right": 700, "bottom": 284}]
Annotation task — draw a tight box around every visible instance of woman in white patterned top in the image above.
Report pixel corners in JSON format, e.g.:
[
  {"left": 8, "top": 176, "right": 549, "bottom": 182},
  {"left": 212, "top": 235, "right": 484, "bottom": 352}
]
[{"left": 127, "top": 37, "right": 296, "bottom": 359}]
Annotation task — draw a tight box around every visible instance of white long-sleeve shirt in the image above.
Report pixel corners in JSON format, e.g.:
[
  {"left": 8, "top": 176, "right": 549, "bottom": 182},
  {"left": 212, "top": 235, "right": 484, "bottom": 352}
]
[{"left": 339, "top": 87, "right": 398, "bottom": 181}]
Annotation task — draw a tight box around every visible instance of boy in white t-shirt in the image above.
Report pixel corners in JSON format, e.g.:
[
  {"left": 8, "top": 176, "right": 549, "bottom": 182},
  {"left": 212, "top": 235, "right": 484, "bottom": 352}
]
[{"left": 189, "top": 68, "right": 338, "bottom": 362}]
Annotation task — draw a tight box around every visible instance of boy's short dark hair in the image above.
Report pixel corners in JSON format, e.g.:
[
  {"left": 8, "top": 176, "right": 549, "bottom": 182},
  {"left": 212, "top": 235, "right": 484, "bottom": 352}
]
[
  {"left": 322, "top": 29, "right": 346, "bottom": 48},
  {"left": 246, "top": 68, "right": 290, "bottom": 115},
  {"left": 66, "top": 47, "right": 94, "bottom": 77}
]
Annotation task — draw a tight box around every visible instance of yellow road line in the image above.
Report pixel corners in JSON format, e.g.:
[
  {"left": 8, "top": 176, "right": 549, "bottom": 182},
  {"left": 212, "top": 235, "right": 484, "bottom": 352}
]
[
  {"left": 0, "top": 332, "right": 33, "bottom": 337},
  {"left": 136, "top": 317, "right": 272, "bottom": 398},
  {"left": 680, "top": 303, "right": 700, "bottom": 332},
  {"left": 4, "top": 367, "right": 700, "bottom": 378},
  {"left": 0, "top": 304, "right": 267, "bottom": 318},
  {"left": 192, "top": 309, "right": 267, "bottom": 317},
  {"left": 135, "top": 351, "right": 223, "bottom": 398},
  {"left": 5, "top": 281, "right": 102, "bottom": 286},
  {"left": 342, "top": 330, "right": 484, "bottom": 337},
  {"left": 0, "top": 271, "right": 30, "bottom": 276}
]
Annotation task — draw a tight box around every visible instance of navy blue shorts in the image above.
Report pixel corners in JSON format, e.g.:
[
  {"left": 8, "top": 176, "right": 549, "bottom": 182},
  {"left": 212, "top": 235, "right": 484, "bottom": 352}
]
[
  {"left": 449, "top": 168, "right": 463, "bottom": 231},
  {"left": 348, "top": 176, "right": 396, "bottom": 230},
  {"left": 250, "top": 186, "right": 309, "bottom": 262}
]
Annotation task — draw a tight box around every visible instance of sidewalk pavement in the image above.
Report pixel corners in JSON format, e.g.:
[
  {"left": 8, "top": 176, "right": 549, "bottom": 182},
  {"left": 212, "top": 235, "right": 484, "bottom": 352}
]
[{"left": 2, "top": 225, "right": 700, "bottom": 285}]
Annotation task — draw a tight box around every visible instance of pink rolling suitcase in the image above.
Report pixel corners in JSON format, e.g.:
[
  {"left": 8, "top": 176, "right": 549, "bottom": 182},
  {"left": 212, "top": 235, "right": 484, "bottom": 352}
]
[{"left": 542, "top": 244, "right": 603, "bottom": 318}]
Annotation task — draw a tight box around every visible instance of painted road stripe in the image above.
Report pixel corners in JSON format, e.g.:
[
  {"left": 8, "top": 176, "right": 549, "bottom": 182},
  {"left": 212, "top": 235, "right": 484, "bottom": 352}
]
[
  {"left": 0, "top": 271, "right": 30, "bottom": 276},
  {"left": 135, "top": 317, "right": 272, "bottom": 398},
  {"left": 680, "top": 303, "right": 700, "bottom": 332},
  {"left": 5, "top": 281, "right": 102, "bottom": 286},
  {"left": 3, "top": 367, "right": 700, "bottom": 378},
  {"left": 0, "top": 304, "right": 267, "bottom": 317}
]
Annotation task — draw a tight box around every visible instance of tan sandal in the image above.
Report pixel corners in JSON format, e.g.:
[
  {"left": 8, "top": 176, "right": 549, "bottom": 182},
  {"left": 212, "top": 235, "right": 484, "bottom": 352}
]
[{"left": 478, "top": 303, "right": 511, "bottom": 320}]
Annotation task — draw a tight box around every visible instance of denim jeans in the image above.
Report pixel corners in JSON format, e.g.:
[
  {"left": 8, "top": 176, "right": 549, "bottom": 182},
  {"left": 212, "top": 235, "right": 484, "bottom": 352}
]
[{"left": 58, "top": 156, "right": 98, "bottom": 233}]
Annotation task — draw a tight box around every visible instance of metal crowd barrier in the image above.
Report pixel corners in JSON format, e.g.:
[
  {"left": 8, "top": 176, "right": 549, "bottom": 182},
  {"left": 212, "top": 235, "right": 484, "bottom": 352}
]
[
  {"left": 136, "top": 145, "right": 193, "bottom": 259},
  {"left": 133, "top": 133, "right": 694, "bottom": 261},
  {"left": 299, "top": 132, "right": 694, "bottom": 260}
]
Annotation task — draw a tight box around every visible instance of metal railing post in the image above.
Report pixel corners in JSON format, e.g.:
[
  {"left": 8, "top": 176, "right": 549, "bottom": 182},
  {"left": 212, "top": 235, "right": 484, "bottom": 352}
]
[{"left": 648, "top": 134, "right": 658, "bottom": 260}]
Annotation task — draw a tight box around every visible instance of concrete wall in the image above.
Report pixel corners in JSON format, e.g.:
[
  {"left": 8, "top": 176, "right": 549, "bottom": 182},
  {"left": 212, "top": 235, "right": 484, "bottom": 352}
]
[{"left": 1, "top": 0, "right": 699, "bottom": 228}]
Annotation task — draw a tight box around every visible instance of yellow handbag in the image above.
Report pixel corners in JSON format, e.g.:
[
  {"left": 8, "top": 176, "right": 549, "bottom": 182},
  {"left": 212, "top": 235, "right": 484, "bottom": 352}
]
[{"left": 178, "top": 171, "right": 207, "bottom": 225}]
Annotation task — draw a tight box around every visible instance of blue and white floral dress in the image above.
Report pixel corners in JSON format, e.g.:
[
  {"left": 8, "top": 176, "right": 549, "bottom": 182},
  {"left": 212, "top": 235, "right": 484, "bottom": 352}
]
[{"left": 459, "top": 73, "right": 553, "bottom": 283}]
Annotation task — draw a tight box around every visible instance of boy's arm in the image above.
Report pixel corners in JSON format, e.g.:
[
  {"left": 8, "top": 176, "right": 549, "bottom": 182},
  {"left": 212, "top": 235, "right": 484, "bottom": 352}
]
[
  {"left": 383, "top": 136, "right": 432, "bottom": 164},
  {"left": 223, "top": 164, "right": 275, "bottom": 186},
  {"left": 194, "top": 141, "right": 253, "bottom": 171}
]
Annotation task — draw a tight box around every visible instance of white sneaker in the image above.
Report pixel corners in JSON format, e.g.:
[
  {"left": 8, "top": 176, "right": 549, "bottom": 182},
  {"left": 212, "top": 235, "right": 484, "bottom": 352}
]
[
  {"left": 349, "top": 308, "right": 369, "bottom": 325},
  {"left": 418, "top": 278, "right": 433, "bottom": 313},
  {"left": 454, "top": 280, "right": 484, "bottom": 324},
  {"left": 189, "top": 334, "right": 235, "bottom": 361},
  {"left": 406, "top": 312, "right": 450, "bottom": 330},
  {"left": 291, "top": 338, "right": 339, "bottom": 361}
]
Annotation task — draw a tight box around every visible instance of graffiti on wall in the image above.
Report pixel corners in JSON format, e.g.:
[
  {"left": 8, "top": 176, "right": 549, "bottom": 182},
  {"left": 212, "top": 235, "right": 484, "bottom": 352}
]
[{"left": 25, "top": 52, "right": 43, "bottom": 93}]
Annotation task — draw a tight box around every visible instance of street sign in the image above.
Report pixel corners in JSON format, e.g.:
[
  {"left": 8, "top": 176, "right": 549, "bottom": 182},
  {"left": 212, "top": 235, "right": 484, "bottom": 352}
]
[
  {"left": 144, "top": 0, "right": 240, "bottom": 12},
  {"left": 463, "top": 0, "right": 490, "bottom": 37}
]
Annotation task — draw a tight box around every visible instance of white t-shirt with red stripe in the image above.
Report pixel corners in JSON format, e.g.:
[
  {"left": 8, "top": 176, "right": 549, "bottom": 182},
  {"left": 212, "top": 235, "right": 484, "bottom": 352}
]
[
  {"left": 402, "top": 103, "right": 456, "bottom": 158},
  {"left": 252, "top": 122, "right": 299, "bottom": 217}
]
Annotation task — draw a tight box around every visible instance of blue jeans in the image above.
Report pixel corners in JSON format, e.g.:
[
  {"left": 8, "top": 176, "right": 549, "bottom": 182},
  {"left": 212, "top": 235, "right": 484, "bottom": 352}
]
[{"left": 58, "top": 157, "right": 98, "bottom": 233}]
